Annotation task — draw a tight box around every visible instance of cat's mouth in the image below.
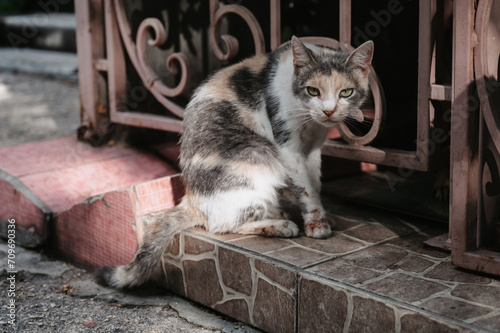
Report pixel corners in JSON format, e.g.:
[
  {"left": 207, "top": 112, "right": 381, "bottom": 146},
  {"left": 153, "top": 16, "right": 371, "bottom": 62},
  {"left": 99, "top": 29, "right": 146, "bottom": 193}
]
[{"left": 318, "top": 117, "right": 341, "bottom": 127}]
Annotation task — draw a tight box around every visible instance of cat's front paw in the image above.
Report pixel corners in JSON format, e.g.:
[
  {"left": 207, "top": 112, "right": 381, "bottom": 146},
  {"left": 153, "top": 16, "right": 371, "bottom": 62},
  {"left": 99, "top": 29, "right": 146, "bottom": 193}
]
[
  {"left": 278, "top": 220, "right": 300, "bottom": 238},
  {"left": 304, "top": 221, "right": 332, "bottom": 239}
]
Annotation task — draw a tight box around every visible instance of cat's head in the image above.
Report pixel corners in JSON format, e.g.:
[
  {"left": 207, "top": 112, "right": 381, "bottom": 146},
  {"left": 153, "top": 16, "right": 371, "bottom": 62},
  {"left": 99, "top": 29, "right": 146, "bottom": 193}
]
[{"left": 291, "top": 36, "right": 373, "bottom": 127}]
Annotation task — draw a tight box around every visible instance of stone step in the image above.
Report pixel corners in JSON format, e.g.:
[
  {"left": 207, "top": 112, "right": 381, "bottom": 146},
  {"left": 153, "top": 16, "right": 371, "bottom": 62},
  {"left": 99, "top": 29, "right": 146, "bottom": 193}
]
[
  {"left": 0, "top": 136, "right": 181, "bottom": 248},
  {"left": 1, "top": 137, "right": 499, "bottom": 332},
  {"left": 0, "top": 13, "right": 76, "bottom": 53},
  {"left": 0, "top": 47, "right": 78, "bottom": 79}
]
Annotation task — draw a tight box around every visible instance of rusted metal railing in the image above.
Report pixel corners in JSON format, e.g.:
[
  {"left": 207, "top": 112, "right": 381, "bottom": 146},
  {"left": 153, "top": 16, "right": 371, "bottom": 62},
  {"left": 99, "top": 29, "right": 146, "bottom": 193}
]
[{"left": 449, "top": 0, "right": 500, "bottom": 276}]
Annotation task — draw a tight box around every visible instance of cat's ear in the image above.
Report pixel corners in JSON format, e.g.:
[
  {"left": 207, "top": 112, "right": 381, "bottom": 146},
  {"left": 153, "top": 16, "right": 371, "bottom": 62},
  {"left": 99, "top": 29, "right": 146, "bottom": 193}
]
[
  {"left": 346, "top": 41, "right": 374, "bottom": 76},
  {"left": 291, "top": 36, "right": 316, "bottom": 73}
]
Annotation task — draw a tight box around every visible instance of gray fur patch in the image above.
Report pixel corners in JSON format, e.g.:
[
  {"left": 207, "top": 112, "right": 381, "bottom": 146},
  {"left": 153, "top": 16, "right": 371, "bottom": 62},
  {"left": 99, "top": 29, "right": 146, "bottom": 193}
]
[
  {"left": 237, "top": 204, "right": 266, "bottom": 223},
  {"left": 230, "top": 67, "right": 264, "bottom": 108},
  {"left": 265, "top": 95, "right": 291, "bottom": 145},
  {"left": 182, "top": 100, "right": 278, "bottom": 165},
  {"left": 260, "top": 48, "right": 293, "bottom": 145},
  {"left": 184, "top": 164, "right": 251, "bottom": 196}
]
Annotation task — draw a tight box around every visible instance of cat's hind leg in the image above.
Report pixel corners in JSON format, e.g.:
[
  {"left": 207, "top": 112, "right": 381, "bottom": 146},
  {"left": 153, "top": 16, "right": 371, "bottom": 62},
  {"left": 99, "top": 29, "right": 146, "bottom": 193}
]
[
  {"left": 203, "top": 196, "right": 300, "bottom": 238},
  {"left": 233, "top": 199, "right": 299, "bottom": 237},
  {"left": 236, "top": 219, "right": 299, "bottom": 237}
]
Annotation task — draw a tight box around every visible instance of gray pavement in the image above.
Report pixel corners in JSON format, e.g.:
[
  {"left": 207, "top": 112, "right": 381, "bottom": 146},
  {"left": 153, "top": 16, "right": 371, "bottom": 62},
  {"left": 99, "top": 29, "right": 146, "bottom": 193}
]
[
  {"left": 0, "top": 239, "right": 258, "bottom": 332},
  {"left": 0, "top": 49, "right": 78, "bottom": 80},
  {"left": 1, "top": 13, "right": 76, "bottom": 30},
  {"left": 0, "top": 53, "right": 260, "bottom": 332},
  {"left": 0, "top": 71, "right": 80, "bottom": 147}
]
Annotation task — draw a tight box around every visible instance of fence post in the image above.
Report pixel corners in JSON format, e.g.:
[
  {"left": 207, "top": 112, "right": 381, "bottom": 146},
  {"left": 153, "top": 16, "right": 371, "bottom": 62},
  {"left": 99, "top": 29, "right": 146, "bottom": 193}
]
[{"left": 75, "top": 0, "right": 111, "bottom": 146}]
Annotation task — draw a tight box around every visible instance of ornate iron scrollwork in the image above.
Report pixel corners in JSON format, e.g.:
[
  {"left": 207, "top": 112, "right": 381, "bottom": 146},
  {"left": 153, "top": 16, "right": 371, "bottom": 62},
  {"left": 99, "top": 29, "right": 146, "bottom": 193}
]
[
  {"left": 209, "top": 0, "right": 265, "bottom": 61},
  {"left": 111, "top": 0, "right": 385, "bottom": 146},
  {"left": 136, "top": 18, "right": 190, "bottom": 97},
  {"left": 113, "top": 0, "right": 189, "bottom": 119}
]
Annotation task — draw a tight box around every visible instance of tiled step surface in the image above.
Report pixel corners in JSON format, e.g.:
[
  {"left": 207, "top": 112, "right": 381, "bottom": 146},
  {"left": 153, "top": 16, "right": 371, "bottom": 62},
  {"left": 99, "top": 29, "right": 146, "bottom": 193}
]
[
  {"left": 160, "top": 205, "right": 500, "bottom": 333},
  {"left": 53, "top": 174, "right": 184, "bottom": 269}
]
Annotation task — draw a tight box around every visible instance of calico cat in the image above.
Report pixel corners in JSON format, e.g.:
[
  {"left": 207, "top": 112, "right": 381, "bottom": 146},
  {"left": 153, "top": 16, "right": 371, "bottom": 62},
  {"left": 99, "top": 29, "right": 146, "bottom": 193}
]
[{"left": 95, "top": 36, "right": 374, "bottom": 289}]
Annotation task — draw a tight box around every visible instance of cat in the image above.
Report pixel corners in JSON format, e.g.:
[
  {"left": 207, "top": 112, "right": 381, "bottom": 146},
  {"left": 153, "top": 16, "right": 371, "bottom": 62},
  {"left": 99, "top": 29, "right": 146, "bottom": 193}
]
[{"left": 95, "top": 36, "right": 374, "bottom": 289}]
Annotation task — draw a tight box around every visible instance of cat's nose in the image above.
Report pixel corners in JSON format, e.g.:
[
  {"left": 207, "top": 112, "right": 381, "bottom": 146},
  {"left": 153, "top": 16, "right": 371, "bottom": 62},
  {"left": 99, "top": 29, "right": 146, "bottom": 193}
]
[{"left": 323, "top": 109, "right": 335, "bottom": 117}]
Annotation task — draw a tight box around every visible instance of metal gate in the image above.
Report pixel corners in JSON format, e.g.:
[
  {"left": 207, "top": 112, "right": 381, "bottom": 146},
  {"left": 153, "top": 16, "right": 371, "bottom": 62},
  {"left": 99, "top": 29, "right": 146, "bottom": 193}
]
[{"left": 74, "top": 0, "right": 500, "bottom": 276}]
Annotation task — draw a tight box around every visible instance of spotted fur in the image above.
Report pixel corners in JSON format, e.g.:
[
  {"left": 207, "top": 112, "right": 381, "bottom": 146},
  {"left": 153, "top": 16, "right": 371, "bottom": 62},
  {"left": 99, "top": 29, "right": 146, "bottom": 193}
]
[{"left": 95, "top": 36, "right": 374, "bottom": 289}]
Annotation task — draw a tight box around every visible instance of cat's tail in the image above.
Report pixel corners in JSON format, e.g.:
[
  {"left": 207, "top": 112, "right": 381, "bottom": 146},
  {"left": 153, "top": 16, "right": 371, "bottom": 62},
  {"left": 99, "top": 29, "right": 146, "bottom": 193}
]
[{"left": 94, "top": 204, "right": 199, "bottom": 289}]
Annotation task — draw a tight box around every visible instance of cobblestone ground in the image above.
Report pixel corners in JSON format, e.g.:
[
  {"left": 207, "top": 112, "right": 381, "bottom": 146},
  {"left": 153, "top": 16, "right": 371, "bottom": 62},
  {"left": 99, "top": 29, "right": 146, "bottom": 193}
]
[{"left": 0, "top": 72, "right": 259, "bottom": 332}]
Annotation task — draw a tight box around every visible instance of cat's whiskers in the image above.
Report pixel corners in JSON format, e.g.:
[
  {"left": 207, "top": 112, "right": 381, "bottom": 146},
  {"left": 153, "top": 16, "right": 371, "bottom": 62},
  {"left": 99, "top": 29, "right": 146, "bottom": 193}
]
[
  {"left": 286, "top": 108, "right": 319, "bottom": 131},
  {"left": 341, "top": 114, "right": 380, "bottom": 137}
]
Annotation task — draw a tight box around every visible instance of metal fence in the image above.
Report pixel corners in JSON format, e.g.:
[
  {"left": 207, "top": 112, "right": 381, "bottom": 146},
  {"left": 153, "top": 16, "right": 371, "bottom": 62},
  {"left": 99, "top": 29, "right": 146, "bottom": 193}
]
[{"left": 74, "top": 0, "right": 500, "bottom": 276}]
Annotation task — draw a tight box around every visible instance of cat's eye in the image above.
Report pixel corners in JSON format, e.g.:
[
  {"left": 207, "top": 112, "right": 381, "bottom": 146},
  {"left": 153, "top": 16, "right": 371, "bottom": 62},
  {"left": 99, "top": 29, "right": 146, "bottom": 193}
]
[
  {"left": 307, "top": 87, "right": 320, "bottom": 97},
  {"left": 339, "top": 88, "right": 354, "bottom": 98}
]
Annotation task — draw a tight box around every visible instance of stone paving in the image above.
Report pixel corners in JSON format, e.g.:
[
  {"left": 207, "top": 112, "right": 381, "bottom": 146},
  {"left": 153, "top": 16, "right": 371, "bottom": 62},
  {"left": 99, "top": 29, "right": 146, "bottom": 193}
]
[{"left": 158, "top": 199, "right": 500, "bottom": 333}]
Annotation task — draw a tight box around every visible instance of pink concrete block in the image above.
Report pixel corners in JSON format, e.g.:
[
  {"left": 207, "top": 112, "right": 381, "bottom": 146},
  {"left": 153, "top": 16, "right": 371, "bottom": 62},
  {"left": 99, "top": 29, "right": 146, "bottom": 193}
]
[
  {"left": 156, "top": 143, "right": 181, "bottom": 170},
  {"left": 0, "top": 179, "right": 47, "bottom": 238},
  {"left": 135, "top": 175, "right": 184, "bottom": 215},
  {"left": 21, "top": 152, "right": 180, "bottom": 212},
  {"left": 130, "top": 175, "right": 184, "bottom": 244},
  {"left": 0, "top": 137, "right": 183, "bottom": 252},
  {"left": 0, "top": 136, "right": 138, "bottom": 177},
  {"left": 54, "top": 190, "right": 138, "bottom": 269}
]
